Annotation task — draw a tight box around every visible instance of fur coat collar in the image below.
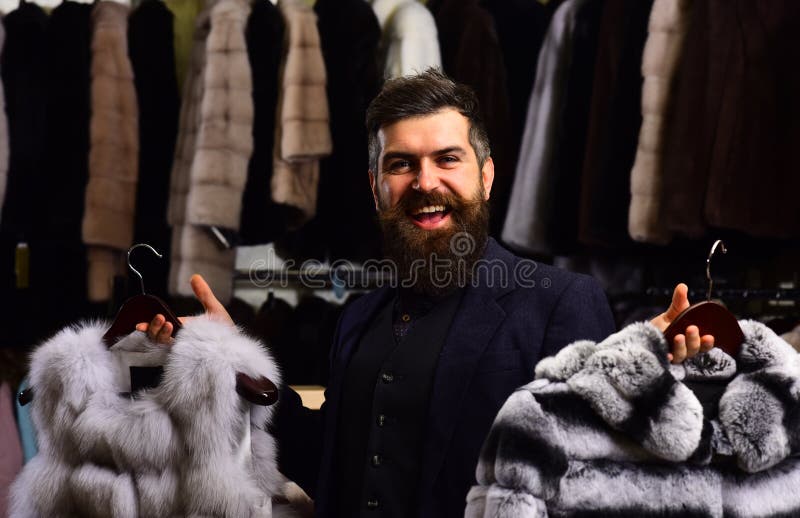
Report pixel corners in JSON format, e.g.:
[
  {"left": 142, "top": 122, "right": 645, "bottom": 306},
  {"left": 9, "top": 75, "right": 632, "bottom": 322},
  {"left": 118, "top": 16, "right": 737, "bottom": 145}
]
[
  {"left": 10, "top": 317, "right": 286, "bottom": 517},
  {"left": 467, "top": 320, "right": 800, "bottom": 517}
]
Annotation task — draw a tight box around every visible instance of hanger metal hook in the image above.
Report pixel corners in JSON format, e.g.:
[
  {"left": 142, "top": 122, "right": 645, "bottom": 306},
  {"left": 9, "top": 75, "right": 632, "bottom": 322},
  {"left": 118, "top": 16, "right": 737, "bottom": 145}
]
[
  {"left": 706, "top": 239, "right": 727, "bottom": 301},
  {"left": 127, "top": 243, "right": 162, "bottom": 295}
]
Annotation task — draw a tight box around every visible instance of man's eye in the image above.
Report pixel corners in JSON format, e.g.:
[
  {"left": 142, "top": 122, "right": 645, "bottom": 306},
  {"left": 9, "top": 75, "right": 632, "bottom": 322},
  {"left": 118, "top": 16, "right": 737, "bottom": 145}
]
[
  {"left": 438, "top": 156, "right": 459, "bottom": 165},
  {"left": 387, "top": 160, "right": 411, "bottom": 171}
]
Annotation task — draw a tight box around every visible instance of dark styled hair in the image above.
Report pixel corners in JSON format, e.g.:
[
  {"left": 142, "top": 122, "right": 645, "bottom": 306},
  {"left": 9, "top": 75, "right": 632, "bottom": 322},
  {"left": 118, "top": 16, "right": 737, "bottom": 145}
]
[{"left": 366, "top": 68, "right": 491, "bottom": 173}]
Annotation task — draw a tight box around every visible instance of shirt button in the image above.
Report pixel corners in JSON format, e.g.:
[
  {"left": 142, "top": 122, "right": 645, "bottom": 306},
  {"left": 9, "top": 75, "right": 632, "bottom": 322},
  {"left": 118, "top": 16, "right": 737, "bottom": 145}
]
[
  {"left": 371, "top": 454, "right": 382, "bottom": 467},
  {"left": 401, "top": 313, "right": 411, "bottom": 322},
  {"left": 377, "top": 414, "right": 386, "bottom": 427},
  {"left": 366, "top": 498, "right": 379, "bottom": 509},
  {"left": 381, "top": 372, "right": 394, "bottom": 383}
]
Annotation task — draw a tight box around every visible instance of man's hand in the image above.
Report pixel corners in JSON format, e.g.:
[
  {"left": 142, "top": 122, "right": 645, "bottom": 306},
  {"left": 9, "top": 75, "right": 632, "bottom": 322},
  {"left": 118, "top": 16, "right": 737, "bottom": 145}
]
[
  {"left": 135, "top": 274, "right": 234, "bottom": 344},
  {"left": 650, "top": 283, "right": 715, "bottom": 364}
]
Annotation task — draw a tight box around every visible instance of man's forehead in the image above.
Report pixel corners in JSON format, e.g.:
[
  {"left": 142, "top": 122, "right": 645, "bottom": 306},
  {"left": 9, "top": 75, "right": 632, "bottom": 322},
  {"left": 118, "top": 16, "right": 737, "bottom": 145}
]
[{"left": 378, "top": 108, "right": 470, "bottom": 152}]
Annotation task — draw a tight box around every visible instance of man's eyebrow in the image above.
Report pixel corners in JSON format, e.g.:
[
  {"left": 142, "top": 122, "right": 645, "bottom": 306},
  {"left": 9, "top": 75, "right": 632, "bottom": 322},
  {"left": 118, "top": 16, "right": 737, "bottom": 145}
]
[
  {"left": 433, "top": 146, "right": 468, "bottom": 156},
  {"left": 382, "top": 146, "right": 468, "bottom": 163},
  {"left": 382, "top": 151, "right": 417, "bottom": 163}
]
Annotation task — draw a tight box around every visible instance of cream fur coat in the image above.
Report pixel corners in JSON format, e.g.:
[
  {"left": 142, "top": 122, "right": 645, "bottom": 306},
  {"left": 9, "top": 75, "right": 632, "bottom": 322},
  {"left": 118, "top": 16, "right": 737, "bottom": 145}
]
[
  {"left": 9, "top": 316, "right": 296, "bottom": 517},
  {"left": 628, "top": 0, "right": 691, "bottom": 244},
  {"left": 369, "top": 0, "right": 442, "bottom": 78},
  {"left": 168, "top": 0, "right": 253, "bottom": 304},
  {"left": 81, "top": 1, "right": 139, "bottom": 302}
]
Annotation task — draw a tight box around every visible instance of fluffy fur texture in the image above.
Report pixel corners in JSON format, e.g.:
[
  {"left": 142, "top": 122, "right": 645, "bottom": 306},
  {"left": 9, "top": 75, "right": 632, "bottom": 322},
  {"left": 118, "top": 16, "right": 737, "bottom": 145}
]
[
  {"left": 467, "top": 320, "right": 800, "bottom": 517},
  {"left": 628, "top": 0, "right": 692, "bottom": 245},
  {"left": 369, "top": 0, "right": 442, "bottom": 78},
  {"left": 270, "top": 0, "right": 331, "bottom": 225},
  {"left": 10, "top": 316, "right": 288, "bottom": 517},
  {"left": 168, "top": 0, "right": 253, "bottom": 304},
  {"left": 81, "top": 1, "right": 139, "bottom": 302}
]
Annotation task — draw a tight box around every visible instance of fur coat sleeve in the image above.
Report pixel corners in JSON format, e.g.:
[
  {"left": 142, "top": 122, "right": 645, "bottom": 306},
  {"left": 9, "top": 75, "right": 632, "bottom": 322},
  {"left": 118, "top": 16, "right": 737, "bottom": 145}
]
[
  {"left": 466, "top": 320, "right": 800, "bottom": 517},
  {"left": 9, "top": 316, "right": 291, "bottom": 518},
  {"left": 270, "top": 0, "right": 331, "bottom": 226},
  {"left": 81, "top": 1, "right": 139, "bottom": 302},
  {"left": 167, "top": 0, "right": 253, "bottom": 304}
]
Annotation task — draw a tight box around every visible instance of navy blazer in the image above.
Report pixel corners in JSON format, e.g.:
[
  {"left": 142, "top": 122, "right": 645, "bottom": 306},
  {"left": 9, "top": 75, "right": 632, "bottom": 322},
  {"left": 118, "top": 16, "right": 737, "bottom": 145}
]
[{"left": 277, "top": 238, "right": 615, "bottom": 517}]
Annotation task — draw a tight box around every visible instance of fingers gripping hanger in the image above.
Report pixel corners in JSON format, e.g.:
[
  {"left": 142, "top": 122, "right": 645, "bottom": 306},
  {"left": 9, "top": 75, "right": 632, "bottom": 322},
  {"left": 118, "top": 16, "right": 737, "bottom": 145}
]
[
  {"left": 103, "top": 244, "right": 183, "bottom": 347},
  {"left": 19, "top": 244, "right": 278, "bottom": 407},
  {"left": 663, "top": 240, "right": 745, "bottom": 358}
]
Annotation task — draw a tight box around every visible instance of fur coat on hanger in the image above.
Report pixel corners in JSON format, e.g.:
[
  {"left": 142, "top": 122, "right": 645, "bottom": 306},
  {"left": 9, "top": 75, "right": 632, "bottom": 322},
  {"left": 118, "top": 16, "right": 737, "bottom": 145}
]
[
  {"left": 168, "top": 0, "right": 253, "bottom": 304},
  {"left": 81, "top": 1, "right": 139, "bottom": 302},
  {"left": 8, "top": 315, "right": 300, "bottom": 517},
  {"left": 467, "top": 320, "right": 800, "bottom": 517},
  {"left": 270, "top": 0, "right": 331, "bottom": 228}
]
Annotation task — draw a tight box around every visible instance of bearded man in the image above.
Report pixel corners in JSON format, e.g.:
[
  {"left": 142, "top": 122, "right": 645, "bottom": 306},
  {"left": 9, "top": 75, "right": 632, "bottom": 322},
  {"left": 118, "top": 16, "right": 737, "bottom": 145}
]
[{"left": 141, "top": 70, "right": 713, "bottom": 517}]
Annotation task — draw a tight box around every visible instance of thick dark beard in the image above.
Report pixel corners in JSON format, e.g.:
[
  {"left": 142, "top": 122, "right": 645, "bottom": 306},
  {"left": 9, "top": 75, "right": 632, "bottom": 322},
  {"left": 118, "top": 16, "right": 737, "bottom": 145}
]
[{"left": 377, "top": 188, "right": 490, "bottom": 296}]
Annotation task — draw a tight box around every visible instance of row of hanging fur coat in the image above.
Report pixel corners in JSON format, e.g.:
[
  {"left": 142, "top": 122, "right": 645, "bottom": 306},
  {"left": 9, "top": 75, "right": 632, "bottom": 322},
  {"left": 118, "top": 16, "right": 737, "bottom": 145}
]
[
  {"left": 168, "top": 0, "right": 253, "bottom": 305},
  {"left": 9, "top": 316, "right": 296, "bottom": 517},
  {"left": 467, "top": 319, "right": 800, "bottom": 517}
]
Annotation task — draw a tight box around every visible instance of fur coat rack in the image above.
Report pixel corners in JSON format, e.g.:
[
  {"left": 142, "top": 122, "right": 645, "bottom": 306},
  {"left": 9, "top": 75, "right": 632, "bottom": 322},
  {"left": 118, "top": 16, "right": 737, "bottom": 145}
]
[{"left": 467, "top": 320, "right": 800, "bottom": 517}]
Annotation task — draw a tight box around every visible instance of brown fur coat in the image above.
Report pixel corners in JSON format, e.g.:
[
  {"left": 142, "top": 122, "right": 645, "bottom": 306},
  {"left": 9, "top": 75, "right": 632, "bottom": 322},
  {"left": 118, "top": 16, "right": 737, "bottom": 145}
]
[{"left": 81, "top": 1, "right": 138, "bottom": 301}]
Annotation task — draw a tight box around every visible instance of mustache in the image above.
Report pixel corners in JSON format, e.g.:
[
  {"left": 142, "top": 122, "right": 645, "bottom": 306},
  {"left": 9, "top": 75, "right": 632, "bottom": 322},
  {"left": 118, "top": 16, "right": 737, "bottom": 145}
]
[{"left": 380, "top": 189, "right": 484, "bottom": 216}]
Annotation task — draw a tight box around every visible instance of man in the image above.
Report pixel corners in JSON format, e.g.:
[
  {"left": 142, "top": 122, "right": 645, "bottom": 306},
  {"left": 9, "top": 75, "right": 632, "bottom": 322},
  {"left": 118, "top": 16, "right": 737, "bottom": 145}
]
[{"left": 141, "top": 70, "right": 712, "bottom": 517}]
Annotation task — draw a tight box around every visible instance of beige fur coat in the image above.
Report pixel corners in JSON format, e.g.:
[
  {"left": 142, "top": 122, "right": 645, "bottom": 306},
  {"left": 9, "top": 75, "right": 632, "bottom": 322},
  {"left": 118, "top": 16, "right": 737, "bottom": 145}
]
[
  {"left": 81, "top": 1, "right": 139, "bottom": 302},
  {"left": 628, "top": 0, "right": 691, "bottom": 244},
  {"left": 271, "top": 0, "right": 331, "bottom": 226},
  {"left": 168, "top": 0, "right": 253, "bottom": 304}
]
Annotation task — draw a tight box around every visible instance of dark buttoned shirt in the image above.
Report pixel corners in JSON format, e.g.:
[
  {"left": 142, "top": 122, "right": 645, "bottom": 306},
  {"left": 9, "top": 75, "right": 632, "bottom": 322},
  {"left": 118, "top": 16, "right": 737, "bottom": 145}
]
[{"left": 334, "top": 288, "right": 464, "bottom": 517}]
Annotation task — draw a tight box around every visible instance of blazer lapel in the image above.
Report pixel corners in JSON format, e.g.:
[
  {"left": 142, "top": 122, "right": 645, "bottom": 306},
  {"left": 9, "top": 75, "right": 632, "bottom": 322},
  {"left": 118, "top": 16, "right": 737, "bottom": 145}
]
[{"left": 418, "top": 239, "right": 513, "bottom": 498}]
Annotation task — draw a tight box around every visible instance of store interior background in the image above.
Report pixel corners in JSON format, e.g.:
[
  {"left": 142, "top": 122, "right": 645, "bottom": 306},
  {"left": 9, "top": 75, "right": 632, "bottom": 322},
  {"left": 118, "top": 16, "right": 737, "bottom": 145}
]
[{"left": 1, "top": 0, "right": 799, "bottom": 405}]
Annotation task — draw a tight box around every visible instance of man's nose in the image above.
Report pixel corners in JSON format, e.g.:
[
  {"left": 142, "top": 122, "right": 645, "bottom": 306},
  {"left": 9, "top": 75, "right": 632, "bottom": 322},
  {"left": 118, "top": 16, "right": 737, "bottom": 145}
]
[{"left": 413, "top": 160, "right": 440, "bottom": 192}]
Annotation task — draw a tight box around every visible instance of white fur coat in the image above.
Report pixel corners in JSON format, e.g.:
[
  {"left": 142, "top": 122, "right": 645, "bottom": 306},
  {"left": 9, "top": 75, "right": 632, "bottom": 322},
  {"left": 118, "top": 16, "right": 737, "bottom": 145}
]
[
  {"left": 168, "top": 0, "right": 253, "bottom": 304},
  {"left": 467, "top": 320, "right": 800, "bottom": 517},
  {"left": 369, "top": 0, "right": 442, "bottom": 79},
  {"left": 9, "top": 316, "right": 289, "bottom": 517}
]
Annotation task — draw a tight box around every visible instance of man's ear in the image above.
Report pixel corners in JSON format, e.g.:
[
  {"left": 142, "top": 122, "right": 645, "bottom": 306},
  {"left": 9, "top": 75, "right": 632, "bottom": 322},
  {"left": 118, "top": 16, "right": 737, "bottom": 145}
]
[
  {"left": 369, "top": 170, "right": 380, "bottom": 211},
  {"left": 481, "top": 157, "right": 495, "bottom": 200}
]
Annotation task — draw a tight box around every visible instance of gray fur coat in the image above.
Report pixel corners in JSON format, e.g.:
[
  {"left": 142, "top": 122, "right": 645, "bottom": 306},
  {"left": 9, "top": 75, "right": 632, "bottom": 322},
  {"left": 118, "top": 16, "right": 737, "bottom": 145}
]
[
  {"left": 467, "top": 320, "right": 800, "bottom": 517},
  {"left": 9, "top": 316, "right": 290, "bottom": 517}
]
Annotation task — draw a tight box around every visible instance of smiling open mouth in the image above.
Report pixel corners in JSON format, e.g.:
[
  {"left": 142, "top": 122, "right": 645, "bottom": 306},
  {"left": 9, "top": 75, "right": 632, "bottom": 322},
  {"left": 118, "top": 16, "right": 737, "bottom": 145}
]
[{"left": 408, "top": 204, "right": 453, "bottom": 227}]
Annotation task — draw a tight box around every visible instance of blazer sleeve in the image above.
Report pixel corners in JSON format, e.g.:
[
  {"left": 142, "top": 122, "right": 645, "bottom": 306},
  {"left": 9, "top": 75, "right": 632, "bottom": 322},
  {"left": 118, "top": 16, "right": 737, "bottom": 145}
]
[{"left": 540, "top": 273, "right": 616, "bottom": 359}]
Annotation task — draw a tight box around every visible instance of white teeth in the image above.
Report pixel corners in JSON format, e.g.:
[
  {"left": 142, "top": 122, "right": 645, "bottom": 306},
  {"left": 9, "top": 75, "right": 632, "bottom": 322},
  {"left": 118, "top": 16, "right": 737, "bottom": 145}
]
[{"left": 413, "top": 205, "right": 446, "bottom": 215}]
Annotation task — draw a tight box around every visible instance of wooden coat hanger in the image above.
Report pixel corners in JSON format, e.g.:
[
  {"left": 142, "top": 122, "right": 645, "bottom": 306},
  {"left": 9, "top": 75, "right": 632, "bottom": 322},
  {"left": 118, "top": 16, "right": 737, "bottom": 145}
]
[
  {"left": 103, "top": 244, "right": 182, "bottom": 347},
  {"left": 663, "top": 240, "right": 745, "bottom": 358}
]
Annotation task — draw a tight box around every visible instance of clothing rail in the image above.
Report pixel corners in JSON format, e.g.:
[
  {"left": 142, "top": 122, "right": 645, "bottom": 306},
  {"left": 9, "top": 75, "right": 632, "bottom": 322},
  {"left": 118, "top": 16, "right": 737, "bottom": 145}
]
[{"left": 645, "top": 287, "right": 800, "bottom": 302}]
